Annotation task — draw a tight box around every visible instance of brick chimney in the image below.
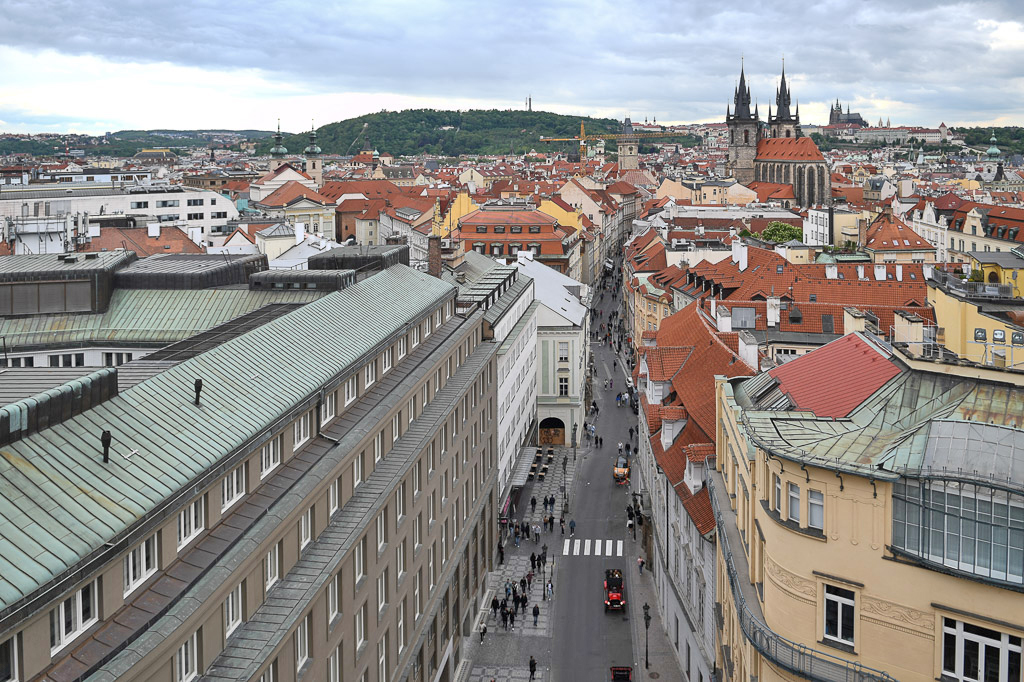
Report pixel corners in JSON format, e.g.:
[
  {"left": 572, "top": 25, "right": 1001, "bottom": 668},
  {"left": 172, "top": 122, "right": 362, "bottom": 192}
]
[{"left": 428, "top": 234, "right": 442, "bottom": 279}]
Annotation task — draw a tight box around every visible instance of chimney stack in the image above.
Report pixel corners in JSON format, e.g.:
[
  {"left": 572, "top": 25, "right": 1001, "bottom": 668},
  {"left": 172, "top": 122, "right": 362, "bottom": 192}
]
[
  {"left": 428, "top": 235, "right": 442, "bottom": 279},
  {"left": 101, "top": 430, "right": 112, "bottom": 464}
]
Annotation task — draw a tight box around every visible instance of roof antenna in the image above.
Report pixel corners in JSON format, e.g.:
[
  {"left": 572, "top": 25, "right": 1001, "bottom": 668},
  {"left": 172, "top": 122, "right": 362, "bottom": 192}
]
[
  {"left": 194, "top": 378, "right": 203, "bottom": 406},
  {"left": 101, "top": 430, "right": 112, "bottom": 464}
]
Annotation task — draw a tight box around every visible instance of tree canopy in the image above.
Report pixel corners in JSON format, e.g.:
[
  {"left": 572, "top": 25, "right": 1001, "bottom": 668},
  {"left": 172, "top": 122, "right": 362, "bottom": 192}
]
[{"left": 760, "top": 221, "right": 803, "bottom": 243}]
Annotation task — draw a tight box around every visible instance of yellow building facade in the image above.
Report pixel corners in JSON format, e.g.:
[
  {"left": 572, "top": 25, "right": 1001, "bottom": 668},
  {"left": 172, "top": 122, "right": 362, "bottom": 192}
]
[
  {"left": 712, "top": 338, "right": 1024, "bottom": 682},
  {"left": 926, "top": 275, "right": 1024, "bottom": 364}
]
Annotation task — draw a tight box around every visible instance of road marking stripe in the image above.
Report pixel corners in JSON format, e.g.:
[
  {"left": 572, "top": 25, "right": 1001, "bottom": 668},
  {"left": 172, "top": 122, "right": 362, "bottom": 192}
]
[
  {"left": 617, "top": 540, "right": 623, "bottom": 556},
  {"left": 573, "top": 539, "right": 581, "bottom": 556},
  {"left": 606, "top": 539, "right": 613, "bottom": 556},
  {"left": 584, "top": 539, "right": 591, "bottom": 556},
  {"left": 562, "top": 539, "right": 570, "bottom": 556}
]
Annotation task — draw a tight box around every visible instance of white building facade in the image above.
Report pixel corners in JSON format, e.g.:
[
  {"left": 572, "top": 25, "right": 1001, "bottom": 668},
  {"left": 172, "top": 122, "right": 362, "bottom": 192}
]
[
  {"left": 516, "top": 251, "right": 590, "bottom": 446},
  {"left": 0, "top": 184, "right": 238, "bottom": 247},
  {"left": 494, "top": 286, "right": 539, "bottom": 497}
]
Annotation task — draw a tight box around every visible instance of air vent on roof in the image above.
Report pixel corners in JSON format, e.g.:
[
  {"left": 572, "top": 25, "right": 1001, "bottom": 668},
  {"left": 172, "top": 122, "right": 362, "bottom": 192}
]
[{"left": 84, "top": 252, "right": 99, "bottom": 259}]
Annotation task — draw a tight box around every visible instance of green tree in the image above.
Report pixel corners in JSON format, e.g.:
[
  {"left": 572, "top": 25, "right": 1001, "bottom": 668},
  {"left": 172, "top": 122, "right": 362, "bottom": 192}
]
[{"left": 760, "top": 221, "right": 803, "bottom": 243}]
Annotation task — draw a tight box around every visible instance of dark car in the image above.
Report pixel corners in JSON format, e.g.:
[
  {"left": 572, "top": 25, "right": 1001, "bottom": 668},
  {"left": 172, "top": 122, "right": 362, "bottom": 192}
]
[{"left": 604, "top": 568, "right": 625, "bottom": 610}]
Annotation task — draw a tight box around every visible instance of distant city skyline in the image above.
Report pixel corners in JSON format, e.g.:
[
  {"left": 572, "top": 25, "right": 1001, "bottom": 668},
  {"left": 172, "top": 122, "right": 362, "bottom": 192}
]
[{"left": 1, "top": 0, "right": 1022, "bottom": 136}]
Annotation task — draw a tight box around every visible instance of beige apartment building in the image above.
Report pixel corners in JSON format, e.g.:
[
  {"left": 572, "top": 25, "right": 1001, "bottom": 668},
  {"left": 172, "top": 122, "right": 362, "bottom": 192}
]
[
  {"left": 712, "top": 331, "right": 1024, "bottom": 682},
  {"left": 0, "top": 263, "right": 503, "bottom": 682}
]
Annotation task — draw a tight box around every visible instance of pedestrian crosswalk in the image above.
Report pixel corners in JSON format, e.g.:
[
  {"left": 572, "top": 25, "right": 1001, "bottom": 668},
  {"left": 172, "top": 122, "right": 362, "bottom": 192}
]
[{"left": 563, "top": 538, "right": 624, "bottom": 557}]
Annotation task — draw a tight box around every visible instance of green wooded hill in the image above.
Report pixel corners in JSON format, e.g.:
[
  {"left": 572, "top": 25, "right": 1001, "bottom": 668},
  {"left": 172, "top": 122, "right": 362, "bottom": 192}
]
[{"left": 262, "top": 109, "right": 698, "bottom": 157}]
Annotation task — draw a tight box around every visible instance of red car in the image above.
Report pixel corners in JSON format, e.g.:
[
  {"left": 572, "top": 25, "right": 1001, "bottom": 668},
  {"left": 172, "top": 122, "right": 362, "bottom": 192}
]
[{"left": 604, "top": 568, "right": 625, "bottom": 611}]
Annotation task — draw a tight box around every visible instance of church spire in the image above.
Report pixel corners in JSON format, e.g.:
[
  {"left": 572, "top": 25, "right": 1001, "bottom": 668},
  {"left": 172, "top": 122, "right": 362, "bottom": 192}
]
[
  {"left": 732, "top": 60, "right": 754, "bottom": 119},
  {"left": 774, "top": 59, "right": 793, "bottom": 121}
]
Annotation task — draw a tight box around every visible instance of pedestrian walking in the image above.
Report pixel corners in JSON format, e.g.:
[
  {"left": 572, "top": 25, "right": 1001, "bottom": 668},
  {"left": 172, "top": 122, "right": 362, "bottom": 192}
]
[
  {"left": 480, "top": 622, "right": 487, "bottom": 643},
  {"left": 533, "top": 524, "right": 540, "bottom": 543},
  {"left": 628, "top": 426, "right": 634, "bottom": 440},
  {"left": 514, "top": 526, "right": 520, "bottom": 547},
  {"left": 531, "top": 496, "right": 537, "bottom": 513},
  {"left": 569, "top": 518, "right": 576, "bottom": 537},
  {"left": 509, "top": 609, "right": 516, "bottom": 631},
  {"left": 521, "top": 593, "right": 528, "bottom": 615},
  {"left": 501, "top": 607, "right": 509, "bottom": 630},
  {"left": 498, "top": 544, "right": 504, "bottom": 565},
  {"left": 638, "top": 556, "right": 646, "bottom": 574},
  {"left": 560, "top": 517, "right": 565, "bottom": 534},
  {"left": 613, "top": 359, "right": 617, "bottom": 370},
  {"left": 533, "top": 603, "right": 540, "bottom": 626},
  {"left": 546, "top": 580, "right": 554, "bottom": 599},
  {"left": 520, "top": 577, "right": 527, "bottom": 594},
  {"left": 616, "top": 394, "right": 621, "bottom": 407},
  {"left": 527, "top": 570, "right": 534, "bottom": 590},
  {"left": 491, "top": 596, "right": 499, "bottom": 619},
  {"left": 530, "top": 552, "right": 537, "bottom": 571},
  {"left": 617, "top": 441, "right": 623, "bottom": 454},
  {"left": 529, "top": 656, "right": 538, "bottom": 680}
]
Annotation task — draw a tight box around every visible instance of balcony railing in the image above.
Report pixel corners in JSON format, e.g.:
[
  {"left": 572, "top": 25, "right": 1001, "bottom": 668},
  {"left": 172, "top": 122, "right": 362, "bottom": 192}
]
[
  {"left": 928, "top": 269, "right": 1014, "bottom": 300},
  {"left": 706, "top": 472, "right": 896, "bottom": 682}
]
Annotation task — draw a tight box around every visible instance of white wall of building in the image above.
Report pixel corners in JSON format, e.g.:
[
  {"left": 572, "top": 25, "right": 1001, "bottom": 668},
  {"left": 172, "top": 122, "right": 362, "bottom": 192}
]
[{"left": 496, "top": 299, "right": 538, "bottom": 497}]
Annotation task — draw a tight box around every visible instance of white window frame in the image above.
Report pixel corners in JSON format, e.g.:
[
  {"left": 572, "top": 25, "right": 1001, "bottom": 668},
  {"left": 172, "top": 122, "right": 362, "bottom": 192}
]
[
  {"left": 260, "top": 435, "right": 283, "bottom": 479},
  {"left": 344, "top": 375, "right": 358, "bottom": 405},
  {"left": 355, "top": 603, "right": 367, "bottom": 650},
  {"left": 123, "top": 533, "right": 158, "bottom": 596},
  {"left": 412, "top": 325, "right": 421, "bottom": 347},
  {"left": 398, "top": 336, "right": 408, "bottom": 359},
  {"left": 414, "top": 570, "right": 422, "bottom": 618},
  {"left": 0, "top": 634, "right": 17, "bottom": 682},
  {"left": 809, "top": 489, "right": 824, "bottom": 530},
  {"left": 377, "top": 632, "right": 388, "bottom": 680},
  {"left": 322, "top": 391, "right": 337, "bottom": 425},
  {"left": 377, "top": 511, "right": 387, "bottom": 552},
  {"left": 942, "top": 617, "right": 1022, "bottom": 682},
  {"left": 413, "top": 513, "right": 422, "bottom": 549},
  {"left": 422, "top": 382, "right": 428, "bottom": 408},
  {"left": 374, "top": 432, "right": 384, "bottom": 463},
  {"left": 788, "top": 482, "right": 801, "bottom": 523},
  {"left": 293, "top": 411, "right": 312, "bottom": 450},
  {"left": 355, "top": 537, "right": 365, "bottom": 584},
  {"left": 221, "top": 465, "right": 246, "bottom": 512},
  {"left": 413, "top": 461, "right": 421, "bottom": 495},
  {"left": 225, "top": 583, "right": 243, "bottom": 637},
  {"left": 408, "top": 398, "right": 415, "bottom": 425},
  {"left": 176, "top": 630, "right": 199, "bottom": 682},
  {"left": 295, "top": 614, "right": 310, "bottom": 673},
  {"left": 265, "top": 543, "right": 280, "bottom": 593},
  {"left": 260, "top": 664, "right": 276, "bottom": 682},
  {"left": 365, "top": 360, "right": 377, "bottom": 388},
  {"left": 377, "top": 570, "right": 388, "bottom": 613},
  {"left": 383, "top": 347, "right": 393, "bottom": 373},
  {"left": 177, "top": 496, "right": 205, "bottom": 550},
  {"left": 329, "top": 478, "right": 339, "bottom": 516},
  {"left": 397, "top": 599, "right": 406, "bottom": 653},
  {"left": 328, "top": 645, "right": 341, "bottom": 682},
  {"left": 558, "top": 341, "right": 569, "bottom": 361},
  {"left": 49, "top": 580, "right": 98, "bottom": 654},
  {"left": 392, "top": 414, "right": 400, "bottom": 443},
  {"left": 823, "top": 584, "right": 856, "bottom": 646},
  {"left": 397, "top": 539, "right": 406, "bottom": 579},
  {"left": 327, "top": 573, "right": 339, "bottom": 625},
  {"left": 353, "top": 451, "right": 364, "bottom": 488},
  {"left": 774, "top": 474, "right": 782, "bottom": 512},
  {"left": 300, "top": 506, "right": 313, "bottom": 550}
]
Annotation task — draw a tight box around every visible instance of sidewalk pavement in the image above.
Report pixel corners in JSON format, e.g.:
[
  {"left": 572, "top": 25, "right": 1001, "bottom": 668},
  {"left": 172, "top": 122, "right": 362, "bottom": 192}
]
[{"left": 459, "top": 445, "right": 580, "bottom": 682}]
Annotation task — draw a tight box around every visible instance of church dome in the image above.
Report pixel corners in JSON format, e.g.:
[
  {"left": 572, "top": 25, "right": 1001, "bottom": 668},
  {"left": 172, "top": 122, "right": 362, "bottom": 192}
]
[
  {"left": 303, "top": 128, "right": 321, "bottom": 156},
  {"left": 987, "top": 132, "right": 1001, "bottom": 160}
]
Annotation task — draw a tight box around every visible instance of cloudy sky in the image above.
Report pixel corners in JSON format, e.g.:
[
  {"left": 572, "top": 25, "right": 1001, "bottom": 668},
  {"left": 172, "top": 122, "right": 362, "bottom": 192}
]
[{"left": 1, "top": 0, "right": 1022, "bottom": 135}]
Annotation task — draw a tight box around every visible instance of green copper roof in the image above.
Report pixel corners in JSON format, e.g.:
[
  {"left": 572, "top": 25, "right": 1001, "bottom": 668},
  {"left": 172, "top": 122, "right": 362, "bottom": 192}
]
[
  {"left": 0, "top": 288, "right": 326, "bottom": 350},
  {"left": 0, "top": 265, "right": 455, "bottom": 613}
]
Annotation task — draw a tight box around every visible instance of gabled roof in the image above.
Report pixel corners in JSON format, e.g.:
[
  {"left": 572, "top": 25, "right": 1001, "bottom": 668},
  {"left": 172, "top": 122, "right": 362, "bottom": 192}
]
[
  {"left": 256, "top": 180, "right": 334, "bottom": 208},
  {"left": 255, "top": 163, "right": 311, "bottom": 185},
  {"left": 863, "top": 211, "right": 934, "bottom": 252},
  {"left": 80, "top": 226, "right": 204, "bottom": 257},
  {"left": 767, "top": 332, "right": 901, "bottom": 418}
]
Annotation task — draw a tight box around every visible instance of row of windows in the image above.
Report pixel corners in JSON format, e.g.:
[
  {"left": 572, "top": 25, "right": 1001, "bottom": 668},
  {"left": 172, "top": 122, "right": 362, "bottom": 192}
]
[
  {"left": 18, "top": 301, "right": 471, "bottom": 680},
  {"left": 473, "top": 224, "right": 543, "bottom": 234},
  {"left": 472, "top": 243, "right": 541, "bottom": 257},
  {"left": 772, "top": 474, "right": 824, "bottom": 531}
]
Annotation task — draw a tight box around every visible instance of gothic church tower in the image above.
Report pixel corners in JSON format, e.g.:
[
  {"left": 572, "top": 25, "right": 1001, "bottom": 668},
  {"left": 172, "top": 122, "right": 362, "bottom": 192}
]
[
  {"left": 768, "top": 64, "right": 801, "bottom": 139},
  {"left": 619, "top": 117, "right": 639, "bottom": 171},
  {"left": 726, "top": 63, "right": 759, "bottom": 184}
]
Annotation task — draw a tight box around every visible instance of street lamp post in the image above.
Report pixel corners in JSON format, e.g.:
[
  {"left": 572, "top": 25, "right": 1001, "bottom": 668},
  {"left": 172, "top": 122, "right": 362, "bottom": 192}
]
[
  {"left": 643, "top": 602, "right": 651, "bottom": 669},
  {"left": 571, "top": 423, "right": 578, "bottom": 462}
]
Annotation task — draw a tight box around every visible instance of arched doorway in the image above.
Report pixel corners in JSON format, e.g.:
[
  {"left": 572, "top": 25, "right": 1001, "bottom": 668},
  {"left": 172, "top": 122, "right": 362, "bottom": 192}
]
[
  {"left": 539, "top": 417, "right": 566, "bottom": 445},
  {"left": 988, "top": 271, "right": 1000, "bottom": 283}
]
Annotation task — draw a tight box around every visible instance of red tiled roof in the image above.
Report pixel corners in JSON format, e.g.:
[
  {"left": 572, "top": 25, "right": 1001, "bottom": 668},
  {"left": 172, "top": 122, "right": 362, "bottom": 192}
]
[
  {"left": 318, "top": 180, "right": 402, "bottom": 202},
  {"left": 746, "top": 182, "right": 796, "bottom": 202},
  {"left": 80, "top": 226, "right": 203, "bottom": 257},
  {"left": 255, "top": 163, "right": 311, "bottom": 185},
  {"left": 460, "top": 209, "right": 557, "bottom": 227},
  {"left": 256, "top": 180, "right": 334, "bottom": 208},
  {"left": 864, "top": 211, "right": 934, "bottom": 252},
  {"left": 755, "top": 137, "right": 825, "bottom": 162},
  {"left": 767, "top": 333, "right": 901, "bottom": 418},
  {"left": 682, "top": 487, "right": 715, "bottom": 534}
]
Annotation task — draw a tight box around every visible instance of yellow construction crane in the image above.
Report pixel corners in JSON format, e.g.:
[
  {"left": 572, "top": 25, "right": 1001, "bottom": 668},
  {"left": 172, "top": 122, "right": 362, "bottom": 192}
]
[{"left": 540, "top": 121, "right": 689, "bottom": 154}]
